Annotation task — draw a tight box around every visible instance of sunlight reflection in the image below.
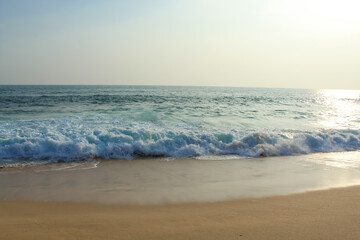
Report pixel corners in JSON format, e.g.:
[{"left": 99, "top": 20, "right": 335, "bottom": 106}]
[
  {"left": 306, "top": 151, "right": 360, "bottom": 169},
  {"left": 317, "top": 89, "right": 360, "bottom": 129}
]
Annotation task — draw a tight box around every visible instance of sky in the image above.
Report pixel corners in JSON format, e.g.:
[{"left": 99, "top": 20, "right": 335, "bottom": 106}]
[{"left": 0, "top": 0, "right": 359, "bottom": 89}]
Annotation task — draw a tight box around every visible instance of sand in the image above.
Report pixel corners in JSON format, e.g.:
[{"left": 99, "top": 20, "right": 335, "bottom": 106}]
[
  {"left": 1, "top": 186, "right": 360, "bottom": 240},
  {"left": 2, "top": 153, "right": 360, "bottom": 204}
]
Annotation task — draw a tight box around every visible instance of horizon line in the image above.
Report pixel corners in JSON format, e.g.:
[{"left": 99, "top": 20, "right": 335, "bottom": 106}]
[{"left": 0, "top": 84, "right": 359, "bottom": 91}]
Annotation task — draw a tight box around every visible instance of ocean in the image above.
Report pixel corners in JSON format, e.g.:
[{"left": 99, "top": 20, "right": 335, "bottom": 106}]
[{"left": 1, "top": 85, "right": 360, "bottom": 166}]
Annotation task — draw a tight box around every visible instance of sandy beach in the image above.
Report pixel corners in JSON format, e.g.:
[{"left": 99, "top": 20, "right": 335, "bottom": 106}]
[
  {"left": 1, "top": 153, "right": 360, "bottom": 239},
  {"left": 1, "top": 186, "right": 360, "bottom": 240},
  {"left": 2, "top": 153, "right": 360, "bottom": 204}
]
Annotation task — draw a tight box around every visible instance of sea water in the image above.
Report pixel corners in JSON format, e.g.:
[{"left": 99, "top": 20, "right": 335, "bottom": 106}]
[{"left": 1, "top": 85, "right": 360, "bottom": 165}]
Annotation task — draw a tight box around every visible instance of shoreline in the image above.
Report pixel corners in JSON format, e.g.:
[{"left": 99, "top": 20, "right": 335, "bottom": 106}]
[
  {"left": 2, "top": 152, "right": 360, "bottom": 239},
  {"left": 2, "top": 185, "right": 360, "bottom": 239},
  {"left": 1, "top": 152, "right": 360, "bottom": 204},
  {"left": 0, "top": 153, "right": 359, "bottom": 204}
]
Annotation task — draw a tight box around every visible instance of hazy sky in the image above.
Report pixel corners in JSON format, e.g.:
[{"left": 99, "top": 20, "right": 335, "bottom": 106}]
[{"left": 0, "top": 0, "right": 359, "bottom": 89}]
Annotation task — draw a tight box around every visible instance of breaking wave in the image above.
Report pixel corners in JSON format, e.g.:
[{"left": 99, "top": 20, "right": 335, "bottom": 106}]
[{"left": 1, "top": 116, "right": 360, "bottom": 163}]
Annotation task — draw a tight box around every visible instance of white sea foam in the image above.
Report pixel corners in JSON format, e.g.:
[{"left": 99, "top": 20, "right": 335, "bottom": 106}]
[{"left": 1, "top": 116, "right": 360, "bottom": 163}]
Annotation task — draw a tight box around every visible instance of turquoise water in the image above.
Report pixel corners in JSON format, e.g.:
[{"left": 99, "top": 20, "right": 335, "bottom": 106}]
[{"left": 1, "top": 85, "right": 360, "bottom": 164}]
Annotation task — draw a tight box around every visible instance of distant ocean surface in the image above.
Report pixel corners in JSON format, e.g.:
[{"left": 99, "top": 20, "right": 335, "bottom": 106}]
[{"left": 1, "top": 85, "right": 360, "bottom": 165}]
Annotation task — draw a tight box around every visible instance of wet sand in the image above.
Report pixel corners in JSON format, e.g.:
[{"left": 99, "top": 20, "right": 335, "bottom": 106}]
[
  {"left": 1, "top": 186, "right": 360, "bottom": 240},
  {"left": 1, "top": 152, "right": 360, "bottom": 204},
  {"left": 1, "top": 152, "right": 360, "bottom": 239}
]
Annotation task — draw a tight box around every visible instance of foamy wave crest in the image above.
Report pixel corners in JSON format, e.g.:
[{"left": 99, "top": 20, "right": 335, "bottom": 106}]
[{"left": 1, "top": 117, "right": 360, "bottom": 162}]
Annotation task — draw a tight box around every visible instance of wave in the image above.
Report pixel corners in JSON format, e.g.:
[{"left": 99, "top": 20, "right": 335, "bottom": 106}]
[{"left": 1, "top": 117, "right": 360, "bottom": 163}]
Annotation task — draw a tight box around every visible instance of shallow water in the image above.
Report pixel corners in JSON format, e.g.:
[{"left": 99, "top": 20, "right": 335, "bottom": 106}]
[{"left": 1, "top": 152, "right": 360, "bottom": 204}]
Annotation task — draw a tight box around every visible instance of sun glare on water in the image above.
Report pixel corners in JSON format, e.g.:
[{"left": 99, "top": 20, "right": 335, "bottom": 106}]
[{"left": 318, "top": 89, "right": 360, "bottom": 129}]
